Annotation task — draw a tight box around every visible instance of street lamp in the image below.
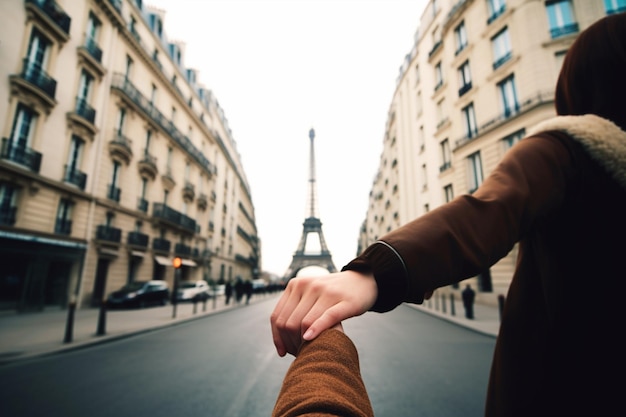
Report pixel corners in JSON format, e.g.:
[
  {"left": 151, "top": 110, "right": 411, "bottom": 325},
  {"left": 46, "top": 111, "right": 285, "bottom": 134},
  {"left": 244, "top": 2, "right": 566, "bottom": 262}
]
[{"left": 171, "top": 256, "right": 182, "bottom": 318}]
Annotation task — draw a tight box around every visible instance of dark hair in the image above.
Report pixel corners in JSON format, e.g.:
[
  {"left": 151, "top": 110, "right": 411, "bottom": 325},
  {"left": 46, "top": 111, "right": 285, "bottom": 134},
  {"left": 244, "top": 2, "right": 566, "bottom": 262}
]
[{"left": 555, "top": 13, "right": 626, "bottom": 130}]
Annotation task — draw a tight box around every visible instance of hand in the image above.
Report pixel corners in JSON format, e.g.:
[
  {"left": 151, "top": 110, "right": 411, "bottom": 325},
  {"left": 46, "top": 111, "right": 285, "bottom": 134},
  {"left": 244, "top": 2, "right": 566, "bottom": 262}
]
[{"left": 270, "top": 270, "right": 377, "bottom": 357}]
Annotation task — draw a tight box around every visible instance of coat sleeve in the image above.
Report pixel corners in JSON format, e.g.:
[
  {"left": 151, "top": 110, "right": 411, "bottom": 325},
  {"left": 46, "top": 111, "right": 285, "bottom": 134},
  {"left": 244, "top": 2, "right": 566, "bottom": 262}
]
[
  {"left": 343, "top": 133, "right": 581, "bottom": 312},
  {"left": 271, "top": 329, "right": 374, "bottom": 417}
]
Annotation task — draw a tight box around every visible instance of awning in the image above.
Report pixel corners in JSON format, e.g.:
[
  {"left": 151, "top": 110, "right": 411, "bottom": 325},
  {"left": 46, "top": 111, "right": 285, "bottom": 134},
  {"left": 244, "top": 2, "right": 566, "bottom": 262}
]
[
  {"left": 181, "top": 259, "right": 197, "bottom": 267},
  {"left": 130, "top": 250, "right": 145, "bottom": 258},
  {"left": 154, "top": 255, "right": 172, "bottom": 265}
]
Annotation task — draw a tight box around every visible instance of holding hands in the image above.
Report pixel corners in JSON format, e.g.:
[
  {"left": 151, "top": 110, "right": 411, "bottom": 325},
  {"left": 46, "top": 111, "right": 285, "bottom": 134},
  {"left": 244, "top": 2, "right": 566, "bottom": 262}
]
[{"left": 270, "top": 270, "right": 378, "bottom": 356}]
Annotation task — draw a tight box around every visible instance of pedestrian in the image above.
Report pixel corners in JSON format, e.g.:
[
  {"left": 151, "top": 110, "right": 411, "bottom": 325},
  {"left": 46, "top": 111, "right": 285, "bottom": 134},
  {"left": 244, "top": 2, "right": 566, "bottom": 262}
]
[
  {"left": 235, "top": 278, "right": 244, "bottom": 304},
  {"left": 271, "top": 13, "right": 626, "bottom": 417},
  {"left": 225, "top": 280, "right": 232, "bottom": 305},
  {"left": 461, "top": 284, "right": 475, "bottom": 319},
  {"left": 244, "top": 280, "right": 253, "bottom": 305}
]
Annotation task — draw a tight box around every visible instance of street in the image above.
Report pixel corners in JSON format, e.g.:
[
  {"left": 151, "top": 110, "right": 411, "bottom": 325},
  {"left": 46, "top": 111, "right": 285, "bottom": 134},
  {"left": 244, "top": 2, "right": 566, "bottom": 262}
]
[{"left": 0, "top": 297, "right": 495, "bottom": 417}]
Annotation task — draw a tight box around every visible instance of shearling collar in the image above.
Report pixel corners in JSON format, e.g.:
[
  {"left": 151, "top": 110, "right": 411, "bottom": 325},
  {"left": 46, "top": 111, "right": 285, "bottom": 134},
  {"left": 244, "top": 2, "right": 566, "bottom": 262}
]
[{"left": 529, "top": 114, "right": 626, "bottom": 190}]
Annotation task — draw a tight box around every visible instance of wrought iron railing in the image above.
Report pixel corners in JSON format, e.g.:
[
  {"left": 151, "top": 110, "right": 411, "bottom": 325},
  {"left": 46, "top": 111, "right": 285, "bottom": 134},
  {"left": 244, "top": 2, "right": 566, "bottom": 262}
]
[
  {"left": 18, "top": 58, "right": 57, "bottom": 100},
  {"left": 1, "top": 138, "right": 42, "bottom": 172},
  {"left": 64, "top": 165, "right": 87, "bottom": 190},
  {"left": 26, "top": 0, "right": 71, "bottom": 34}
]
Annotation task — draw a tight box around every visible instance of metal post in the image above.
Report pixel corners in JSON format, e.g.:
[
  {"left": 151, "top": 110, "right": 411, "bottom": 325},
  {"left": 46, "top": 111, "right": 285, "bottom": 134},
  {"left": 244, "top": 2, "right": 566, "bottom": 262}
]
[
  {"left": 498, "top": 294, "right": 506, "bottom": 322},
  {"left": 63, "top": 301, "right": 76, "bottom": 343},
  {"left": 96, "top": 298, "right": 107, "bottom": 336},
  {"left": 450, "top": 293, "right": 456, "bottom": 316}
]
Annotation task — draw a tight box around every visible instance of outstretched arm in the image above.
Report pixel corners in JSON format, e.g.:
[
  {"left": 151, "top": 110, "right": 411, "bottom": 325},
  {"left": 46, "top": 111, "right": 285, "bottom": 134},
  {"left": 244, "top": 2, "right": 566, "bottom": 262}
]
[
  {"left": 270, "top": 270, "right": 378, "bottom": 357},
  {"left": 271, "top": 325, "right": 374, "bottom": 417}
]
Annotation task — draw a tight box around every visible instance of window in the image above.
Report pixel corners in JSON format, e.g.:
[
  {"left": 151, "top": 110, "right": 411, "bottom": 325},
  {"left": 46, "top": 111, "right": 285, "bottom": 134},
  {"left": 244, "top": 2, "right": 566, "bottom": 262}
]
[
  {"left": 65, "top": 135, "right": 86, "bottom": 189},
  {"left": 444, "top": 184, "right": 454, "bottom": 202},
  {"left": 546, "top": 1, "right": 578, "bottom": 39},
  {"left": 418, "top": 125, "right": 425, "bottom": 151},
  {"left": 434, "top": 62, "right": 443, "bottom": 90},
  {"left": 462, "top": 103, "right": 478, "bottom": 139},
  {"left": 150, "top": 83, "right": 157, "bottom": 104},
  {"left": 76, "top": 70, "right": 95, "bottom": 121},
  {"left": 109, "top": 161, "right": 121, "bottom": 202},
  {"left": 86, "top": 13, "right": 101, "bottom": 43},
  {"left": 458, "top": 60, "right": 472, "bottom": 96},
  {"left": 498, "top": 74, "right": 519, "bottom": 117},
  {"left": 416, "top": 91, "right": 423, "bottom": 117},
  {"left": 0, "top": 183, "right": 18, "bottom": 226},
  {"left": 55, "top": 199, "right": 73, "bottom": 235},
  {"left": 144, "top": 129, "right": 152, "bottom": 153},
  {"left": 138, "top": 177, "right": 148, "bottom": 212},
  {"left": 440, "top": 139, "right": 451, "bottom": 172},
  {"left": 604, "top": 0, "right": 626, "bottom": 14},
  {"left": 467, "top": 152, "right": 484, "bottom": 193},
  {"left": 124, "top": 55, "right": 133, "bottom": 79},
  {"left": 436, "top": 98, "right": 446, "bottom": 128},
  {"left": 502, "top": 128, "right": 526, "bottom": 151},
  {"left": 492, "top": 27, "right": 512, "bottom": 70},
  {"left": 421, "top": 164, "right": 428, "bottom": 190},
  {"left": 8, "top": 104, "right": 37, "bottom": 152},
  {"left": 115, "top": 108, "right": 126, "bottom": 135},
  {"left": 26, "top": 29, "right": 51, "bottom": 73},
  {"left": 454, "top": 21, "right": 468, "bottom": 54},
  {"left": 415, "top": 65, "right": 420, "bottom": 84},
  {"left": 487, "top": 0, "right": 506, "bottom": 24}
]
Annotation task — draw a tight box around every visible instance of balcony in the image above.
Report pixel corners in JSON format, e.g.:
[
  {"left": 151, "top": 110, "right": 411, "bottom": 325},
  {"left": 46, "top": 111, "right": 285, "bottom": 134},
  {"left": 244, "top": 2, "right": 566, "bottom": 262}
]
[
  {"left": 152, "top": 202, "right": 196, "bottom": 233},
  {"left": 197, "top": 193, "right": 208, "bottom": 211},
  {"left": 77, "top": 37, "right": 105, "bottom": 78},
  {"left": 137, "top": 197, "right": 149, "bottom": 213},
  {"left": 550, "top": 23, "right": 579, "bottom": 39},
  {"left": 127, "top": 231, "right": 149, "bottom": 247},
  {"left": 108, "top": 130, "right": 133, "bottom": 165},
  {"left": 0, "top": 206, "right": 17, "bottom": 226},
  {"left": 182, "top": 181, "right": 195, "bottom": 202},
  {"left": 25, "top": 0, "right": 71, "bottom": 41},
  {"left": 428, "top": 40, "right": 443, "bottom": 58},
  {"left": 138, "top": 150, "right": 158, "bottom": 180},
  {"left": 439, "top": 161, "right": 452, "bottom": 173},
  {"left": 1, "top": 138, "right": 42, "bottom": 172},
  {"left": 64, "top": 165, "right": 87, "bottom": 190},
  {"left": 492, "top": 51, "right": 512, "bottom": 71},
  {"left": 110, "top": 74, "right": 216, "bottom": 177},
  {"left": 174, "top": 243, "right": 191, "bottom": 256},
  {"left": 458, "top": 82, "right": 472, "bottom": 97},
  {"left": 54, "top": 218, "right": 72, "bottom": 235},
  {"left": 107, "top": 184, "right": 121, "bottom": 202},
  {"left": 152, "top": 237, "right": 171, "bottom": 252},
  {"left": 96, "top": 224, "right": 121, "bottom": 243},
  {"left": 10, "top": 59, "right": 57, "bottom": 110},
  {"left": 487, "top": 5, "right": 506, "bottom": 25}
]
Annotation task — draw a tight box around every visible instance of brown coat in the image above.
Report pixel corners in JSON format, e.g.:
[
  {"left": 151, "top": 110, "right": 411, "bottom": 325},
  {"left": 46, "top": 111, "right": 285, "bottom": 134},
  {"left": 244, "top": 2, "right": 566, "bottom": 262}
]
[
  {"left": 343, "top": 14, "right": 626, "bottom": 417},
  {"left": 271, "top": 329, "right": 374, "bottom": 417}
]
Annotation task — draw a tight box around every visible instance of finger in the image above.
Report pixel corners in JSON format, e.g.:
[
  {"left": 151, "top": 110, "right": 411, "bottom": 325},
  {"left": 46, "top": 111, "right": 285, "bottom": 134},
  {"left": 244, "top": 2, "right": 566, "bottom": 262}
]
[
  {"left": 270, "top": 286, "right": 294, "bottom": 356},
  {"left": 303, "top": 301, "right": 351, "bottom": 340}
]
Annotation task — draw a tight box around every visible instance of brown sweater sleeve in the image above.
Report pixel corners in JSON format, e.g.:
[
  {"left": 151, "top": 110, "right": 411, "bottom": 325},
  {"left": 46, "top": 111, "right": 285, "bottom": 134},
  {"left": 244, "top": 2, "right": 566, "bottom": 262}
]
[{"left": 271, "top": 329, "right": 374, "bottom": 417}]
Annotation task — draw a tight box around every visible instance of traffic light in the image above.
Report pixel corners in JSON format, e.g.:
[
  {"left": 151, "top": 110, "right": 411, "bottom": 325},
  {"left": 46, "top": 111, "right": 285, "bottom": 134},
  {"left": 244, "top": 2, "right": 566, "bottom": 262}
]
[{"left": 172, "top": 257, "right": 182, "bottom": 269}]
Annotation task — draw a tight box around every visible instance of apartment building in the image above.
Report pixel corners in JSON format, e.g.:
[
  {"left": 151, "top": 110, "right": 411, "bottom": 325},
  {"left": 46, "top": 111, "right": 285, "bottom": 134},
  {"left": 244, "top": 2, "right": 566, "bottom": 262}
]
[
  {"left": 0, "top": 0, "right": 260, "bottom": 311},
  {"left": 360, "top": 0, "right": 624, "bottom": 304}
]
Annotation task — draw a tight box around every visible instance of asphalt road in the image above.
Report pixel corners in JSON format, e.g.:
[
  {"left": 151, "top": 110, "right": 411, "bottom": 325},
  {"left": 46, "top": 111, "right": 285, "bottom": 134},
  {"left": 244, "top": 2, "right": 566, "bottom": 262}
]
[{"left": 0, "top": 297, "right": 495, "bottom": 417}]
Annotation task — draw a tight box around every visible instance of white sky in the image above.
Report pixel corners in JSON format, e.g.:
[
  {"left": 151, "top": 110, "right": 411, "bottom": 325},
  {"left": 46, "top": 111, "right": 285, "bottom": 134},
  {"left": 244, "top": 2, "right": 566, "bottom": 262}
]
[{"left": 146, "top": 0, "right": 428, "bottom": 276}]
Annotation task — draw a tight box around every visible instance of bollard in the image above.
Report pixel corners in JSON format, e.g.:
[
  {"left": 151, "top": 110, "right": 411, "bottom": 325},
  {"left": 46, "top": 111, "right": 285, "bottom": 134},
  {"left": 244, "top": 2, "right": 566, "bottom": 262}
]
[
  {"left": 96, "top": 299, "right": 107, "bottom": 336},
  {"left": 450, "top": 293, "right": 456, "bottom": 316},
  {"left": 498, "top": 294, "right": 506, "bottom": 321},
  {"left": 64, "top": 301, "right": 76, "bottom": 343},
  {"left": 441, "top": 293, "right": 447, "bottom": 314}
]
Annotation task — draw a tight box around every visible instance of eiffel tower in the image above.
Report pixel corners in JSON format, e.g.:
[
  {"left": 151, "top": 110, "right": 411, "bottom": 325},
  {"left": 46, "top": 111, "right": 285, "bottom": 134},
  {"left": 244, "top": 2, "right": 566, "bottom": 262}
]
[{"left": 284, "top": 128, "right": 337, "bottom": 279}]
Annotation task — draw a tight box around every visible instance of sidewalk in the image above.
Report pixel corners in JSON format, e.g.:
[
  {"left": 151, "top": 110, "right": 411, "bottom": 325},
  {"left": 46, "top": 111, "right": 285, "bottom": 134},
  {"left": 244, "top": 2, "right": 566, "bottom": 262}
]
[
  {"left": 0, "top": 295, "right": 267, "bottom": 366},
  {"left": 407, "top": 293, "right": 501, "bottom": 338},
  {"left": 0, "top": 293, "right": 501, "bottom": 366}
]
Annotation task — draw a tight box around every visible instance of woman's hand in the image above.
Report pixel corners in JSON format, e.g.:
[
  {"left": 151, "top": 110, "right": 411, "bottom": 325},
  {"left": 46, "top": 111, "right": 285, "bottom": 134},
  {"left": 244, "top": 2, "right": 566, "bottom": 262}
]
[{"left": 270, "top": 270, "right": 378, "bottom": 357}]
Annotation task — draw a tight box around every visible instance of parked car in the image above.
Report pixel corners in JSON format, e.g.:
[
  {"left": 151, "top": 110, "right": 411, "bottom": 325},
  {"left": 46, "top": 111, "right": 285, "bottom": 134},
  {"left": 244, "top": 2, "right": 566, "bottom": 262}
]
[
  {"left": 107, "top": 280, "right": 169, "bottom": 308},
  {"left": 176, "top": 280, "right": 210, "bottom": 302}
]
